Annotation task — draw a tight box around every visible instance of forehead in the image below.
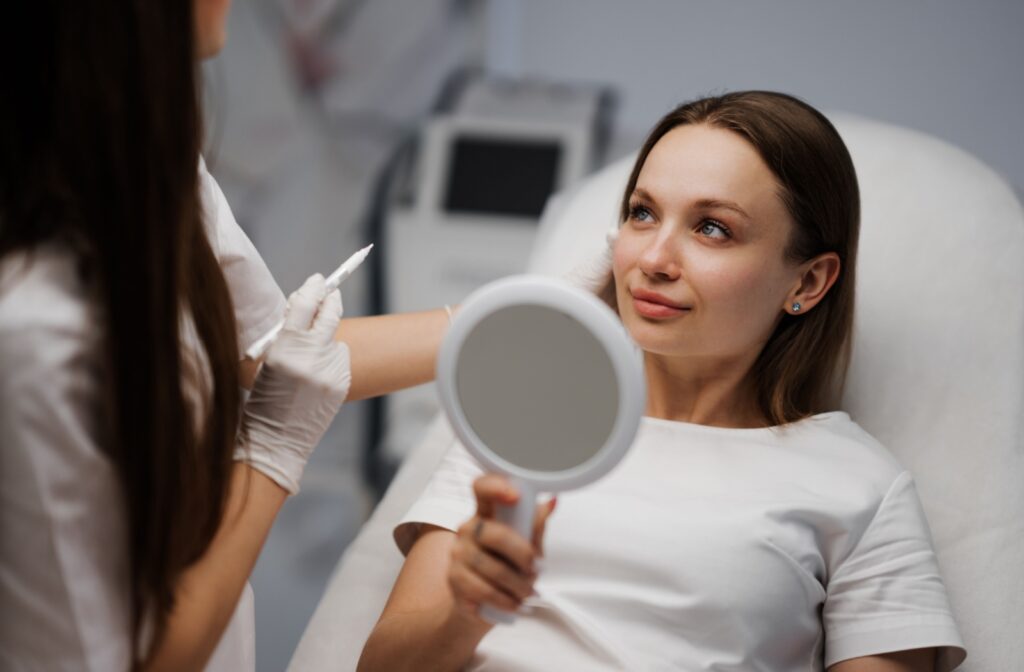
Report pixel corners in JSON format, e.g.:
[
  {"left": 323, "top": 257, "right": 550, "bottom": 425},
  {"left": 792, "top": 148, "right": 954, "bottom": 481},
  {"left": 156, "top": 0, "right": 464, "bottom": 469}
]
[{"left": 637, "top": 124, "right": 785, "bottom": 217}]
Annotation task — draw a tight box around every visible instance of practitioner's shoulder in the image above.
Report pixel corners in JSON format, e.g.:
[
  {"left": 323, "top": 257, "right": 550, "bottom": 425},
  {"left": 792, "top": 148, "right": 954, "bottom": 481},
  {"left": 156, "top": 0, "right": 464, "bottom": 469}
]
[{"left": 0, "top": 244, "right": 96, "bottom": 371}]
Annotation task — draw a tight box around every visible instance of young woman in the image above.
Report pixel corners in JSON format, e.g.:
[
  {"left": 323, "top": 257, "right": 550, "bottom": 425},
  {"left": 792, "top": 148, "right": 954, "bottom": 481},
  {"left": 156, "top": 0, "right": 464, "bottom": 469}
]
[
  {"left": 0, "top": 2, "right": 448, "bottom": 670},
  {"left": 359, "top": 92, "right": 967, "bottom": 671}
]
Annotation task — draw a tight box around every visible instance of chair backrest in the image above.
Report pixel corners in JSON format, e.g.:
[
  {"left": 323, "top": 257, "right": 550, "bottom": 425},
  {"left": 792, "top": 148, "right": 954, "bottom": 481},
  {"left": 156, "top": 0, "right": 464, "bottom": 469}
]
[{"left": 289, "top": 114, "right": 1024, "bottom": 671}]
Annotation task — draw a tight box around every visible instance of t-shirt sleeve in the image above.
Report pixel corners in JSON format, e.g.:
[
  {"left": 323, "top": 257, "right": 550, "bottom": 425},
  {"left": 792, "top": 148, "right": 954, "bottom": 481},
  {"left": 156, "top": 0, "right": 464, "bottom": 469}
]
[
  {"left": 823, "top": 471, "right": 966, "bottom": 670},
  {"left": 198, "top": 158, "right": 286, "bottom": 353},
  {"left": 393, "top": 441, "right": 483, "bottom": 555}
]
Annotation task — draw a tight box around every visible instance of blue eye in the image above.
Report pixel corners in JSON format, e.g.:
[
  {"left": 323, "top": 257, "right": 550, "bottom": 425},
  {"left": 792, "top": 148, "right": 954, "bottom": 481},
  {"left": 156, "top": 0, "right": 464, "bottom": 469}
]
[
  {"left": 628, "top": 204, "right": 654, "bottom": 224},
  {"left": 699, "top": 219, "right": 731, "bottom": 239}
]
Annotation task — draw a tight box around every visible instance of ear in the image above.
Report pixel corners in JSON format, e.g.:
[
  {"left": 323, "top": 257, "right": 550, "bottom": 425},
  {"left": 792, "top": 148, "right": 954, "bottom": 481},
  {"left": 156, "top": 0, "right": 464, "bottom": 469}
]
[{"left": 784, "top": 252, "right": 841, "bottom": 315}]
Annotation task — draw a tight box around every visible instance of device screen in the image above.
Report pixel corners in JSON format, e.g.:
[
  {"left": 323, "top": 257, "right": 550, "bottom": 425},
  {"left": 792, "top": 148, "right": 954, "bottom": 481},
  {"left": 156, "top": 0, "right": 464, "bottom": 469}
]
[{"left": 444, "top": 137, "right": 562, "bottom": 219}]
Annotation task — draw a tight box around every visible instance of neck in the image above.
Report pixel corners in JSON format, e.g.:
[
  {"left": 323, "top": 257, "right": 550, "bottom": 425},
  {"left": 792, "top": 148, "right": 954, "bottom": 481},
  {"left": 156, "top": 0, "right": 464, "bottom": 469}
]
[{"left": 643, "top": 351, "right": 765, "bottom": 428}]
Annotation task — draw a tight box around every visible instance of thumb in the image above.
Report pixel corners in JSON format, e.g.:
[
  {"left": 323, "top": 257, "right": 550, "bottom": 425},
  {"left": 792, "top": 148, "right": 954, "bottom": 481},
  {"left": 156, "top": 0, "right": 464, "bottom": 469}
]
[
  {"left": 284, "top": 274, "right": 326, "bottom": 330},
  {"left": 473, "top": 474, "right": 518, "bottom": 520},
  {"left": 311, "top": 289, "right": 343, "bottom": 344}
]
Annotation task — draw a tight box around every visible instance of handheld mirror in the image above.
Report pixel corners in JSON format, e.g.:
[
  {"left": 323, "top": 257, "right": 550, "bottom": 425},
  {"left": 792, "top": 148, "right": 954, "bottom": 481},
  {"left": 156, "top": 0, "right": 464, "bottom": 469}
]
[{"left": 436, "top": 275, "right": 646, "bottom": 623}]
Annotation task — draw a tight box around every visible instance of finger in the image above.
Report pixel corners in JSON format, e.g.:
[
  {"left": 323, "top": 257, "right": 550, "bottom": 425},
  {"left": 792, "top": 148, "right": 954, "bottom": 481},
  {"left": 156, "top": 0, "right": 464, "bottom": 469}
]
[
  {"left": 284, "top": 274, "right": 326, "bottom": 330},
  {"left": 311, "top": 289, "right": 343, "bottom": 344},
  {"left": 473, "top": 474, "right": 518, "bottom": 519},
  {"left": 471, "top": 518, "right": 537, "bottom": 576},
  {"left": 532, "top": 496, "right": 557, "bottom": 555},
  {"left": 450, "top": 561, "right": 521, "bottom": 614},
  {"left": 453, "top": 539, "right": 535, "bottom": 601},
  {"left": 472, "top": 549, "right": 537, "bottom": 601}
]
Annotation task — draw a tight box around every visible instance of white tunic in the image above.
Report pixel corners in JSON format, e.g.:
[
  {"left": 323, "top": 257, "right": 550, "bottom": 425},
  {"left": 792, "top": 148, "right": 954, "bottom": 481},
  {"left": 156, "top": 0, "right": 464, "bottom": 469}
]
[
  {"left": 397, "top": 412, "right": 967, "bottom": 671},
  {"left": 0, "top": 161, "right": 285, "bottom": 671}
]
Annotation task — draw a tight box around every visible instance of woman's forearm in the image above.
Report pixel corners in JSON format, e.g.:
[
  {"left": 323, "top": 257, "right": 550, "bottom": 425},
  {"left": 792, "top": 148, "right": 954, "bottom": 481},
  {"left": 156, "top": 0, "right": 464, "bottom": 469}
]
[
  {"left": 358, "top": 529, "right": 491, "bottom": 671},
  {"left": 143, "top": 465, "right": 287, "bottom": 672},
  {"left": 358, "top": 604, "right": 489, "bottom": 672},
  {"left": 337, "top": 308, "right": 451, "bottom": 401}
]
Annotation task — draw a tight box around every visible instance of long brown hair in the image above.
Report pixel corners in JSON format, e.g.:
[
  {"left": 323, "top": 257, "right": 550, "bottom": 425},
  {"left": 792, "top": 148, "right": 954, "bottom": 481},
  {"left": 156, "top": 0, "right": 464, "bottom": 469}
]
[
  {"left": 1, "top": 2, "right": 240, "bottom": 658},
  {"left": 614, "top": 91, "right": 860, "bottom": 424}
]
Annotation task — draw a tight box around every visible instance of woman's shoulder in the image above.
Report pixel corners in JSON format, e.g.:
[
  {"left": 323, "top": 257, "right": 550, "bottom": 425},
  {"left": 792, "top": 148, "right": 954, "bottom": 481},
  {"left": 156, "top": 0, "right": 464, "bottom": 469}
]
[
  {"left": 791, "top": 411, "right": 900, "bottom": 462},
  {"left": 780, "top": 411, "right": 909, "bottom": 500}
]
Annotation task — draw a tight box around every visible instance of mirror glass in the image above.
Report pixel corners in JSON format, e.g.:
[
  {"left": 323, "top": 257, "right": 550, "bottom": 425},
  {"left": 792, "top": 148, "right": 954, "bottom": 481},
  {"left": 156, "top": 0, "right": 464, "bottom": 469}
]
[{"left": 455, "top": 304, "right": 619, "bottom": 473}]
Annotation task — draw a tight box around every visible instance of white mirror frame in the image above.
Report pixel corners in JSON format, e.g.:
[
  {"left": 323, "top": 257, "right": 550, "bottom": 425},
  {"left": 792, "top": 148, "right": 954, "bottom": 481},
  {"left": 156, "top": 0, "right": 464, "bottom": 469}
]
[{"left": 436, "top": 275, "right": 646, "bottom": 492}]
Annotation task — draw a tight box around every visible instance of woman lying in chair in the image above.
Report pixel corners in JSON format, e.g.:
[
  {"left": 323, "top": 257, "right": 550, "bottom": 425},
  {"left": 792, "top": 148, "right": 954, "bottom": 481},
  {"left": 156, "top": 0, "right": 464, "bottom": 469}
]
[{"left": 358, "top": 91, "right": 966, "bottom": 671}]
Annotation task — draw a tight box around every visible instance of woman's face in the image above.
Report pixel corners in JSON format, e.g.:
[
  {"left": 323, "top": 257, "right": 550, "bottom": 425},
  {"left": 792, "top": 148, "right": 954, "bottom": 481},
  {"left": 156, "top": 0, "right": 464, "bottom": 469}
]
[
  {"left": 612, "top": 124, "right": 804, "bottom": 367},
  {"left": 194, "top": 0, "right": 232, "bottom": 59}
]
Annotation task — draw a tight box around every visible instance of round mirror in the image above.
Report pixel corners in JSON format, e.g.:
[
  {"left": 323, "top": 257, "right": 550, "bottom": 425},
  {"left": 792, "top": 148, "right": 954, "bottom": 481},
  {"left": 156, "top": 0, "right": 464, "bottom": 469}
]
[{"left": 436, "top": 275, "right": 646, "bottom": 621}]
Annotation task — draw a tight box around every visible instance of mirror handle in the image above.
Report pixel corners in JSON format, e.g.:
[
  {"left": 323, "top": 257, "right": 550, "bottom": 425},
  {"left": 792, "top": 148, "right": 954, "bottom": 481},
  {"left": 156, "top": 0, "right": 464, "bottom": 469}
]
[{"left": 480, "top": 478, "right": 536, "bottom": 625}]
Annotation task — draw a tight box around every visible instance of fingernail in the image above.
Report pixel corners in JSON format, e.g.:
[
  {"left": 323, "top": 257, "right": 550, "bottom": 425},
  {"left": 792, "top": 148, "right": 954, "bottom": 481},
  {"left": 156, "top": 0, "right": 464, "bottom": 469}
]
[{"left": 548, "top": 496, "right": 558, "bottom": 512}]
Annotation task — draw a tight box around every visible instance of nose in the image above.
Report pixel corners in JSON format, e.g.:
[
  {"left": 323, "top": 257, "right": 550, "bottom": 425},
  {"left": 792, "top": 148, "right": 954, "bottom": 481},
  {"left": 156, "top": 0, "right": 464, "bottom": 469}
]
[{"left": 637, "top": 231, "right": 681, "bottom": 282}]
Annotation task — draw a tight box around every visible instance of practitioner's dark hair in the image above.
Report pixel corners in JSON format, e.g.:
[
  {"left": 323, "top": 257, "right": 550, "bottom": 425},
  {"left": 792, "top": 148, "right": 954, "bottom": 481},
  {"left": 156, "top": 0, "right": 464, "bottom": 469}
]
[
  {"left": 0, "top": 2, "right": 239, "bottom": 661},
  {"left": 609, "top": 91, "right": 860, "bottom": 425}
]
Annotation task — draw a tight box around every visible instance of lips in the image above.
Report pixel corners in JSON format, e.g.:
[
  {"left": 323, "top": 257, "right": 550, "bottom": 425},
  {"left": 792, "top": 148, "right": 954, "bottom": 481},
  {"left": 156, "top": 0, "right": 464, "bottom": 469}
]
[{"left": 630, "top": 288, "right": 690, "bottom": 319}]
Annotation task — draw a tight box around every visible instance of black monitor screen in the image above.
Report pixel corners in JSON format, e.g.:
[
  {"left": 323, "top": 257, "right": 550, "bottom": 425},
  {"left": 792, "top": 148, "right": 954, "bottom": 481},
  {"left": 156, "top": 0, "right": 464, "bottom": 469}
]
[{"left": 443, "top": 136, "right": 562, "bottom": 219}]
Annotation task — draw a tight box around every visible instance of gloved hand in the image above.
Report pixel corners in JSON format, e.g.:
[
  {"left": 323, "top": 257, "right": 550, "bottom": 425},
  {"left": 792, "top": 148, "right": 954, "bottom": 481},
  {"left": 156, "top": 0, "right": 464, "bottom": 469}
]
[{"left": 236, "top": 273, "right": 351, "bottom": 494}]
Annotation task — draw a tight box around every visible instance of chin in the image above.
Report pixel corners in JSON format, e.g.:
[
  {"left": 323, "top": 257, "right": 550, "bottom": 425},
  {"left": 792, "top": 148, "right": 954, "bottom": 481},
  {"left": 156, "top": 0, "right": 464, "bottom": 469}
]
[{"left": 623, "top": 319, "right": 688, "bottom": 357}]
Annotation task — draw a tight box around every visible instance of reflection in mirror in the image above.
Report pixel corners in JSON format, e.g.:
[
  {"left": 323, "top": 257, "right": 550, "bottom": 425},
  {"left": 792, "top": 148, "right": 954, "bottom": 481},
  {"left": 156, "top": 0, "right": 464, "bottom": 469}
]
[{"left": 455, "top": 305, "right": 619, "bottom": 473}]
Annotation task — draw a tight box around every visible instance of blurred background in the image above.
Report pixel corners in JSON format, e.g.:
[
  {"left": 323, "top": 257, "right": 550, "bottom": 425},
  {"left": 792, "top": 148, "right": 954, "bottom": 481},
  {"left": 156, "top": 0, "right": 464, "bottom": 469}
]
[{"left": 200, "top": 1, "right": 1024, "bottom": 669}]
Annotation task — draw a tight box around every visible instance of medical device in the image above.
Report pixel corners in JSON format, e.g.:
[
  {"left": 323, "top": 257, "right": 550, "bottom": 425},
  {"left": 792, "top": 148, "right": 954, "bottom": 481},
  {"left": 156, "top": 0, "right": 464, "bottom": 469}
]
[
  {"left": 375, "top": 73, "right": 617, "bottom": 471},
  {"left": 245, "top": 244, "right": 373, "bottom": 360},
  {"left": 435, "top": 275, "right": 646, "bottom": 624}
]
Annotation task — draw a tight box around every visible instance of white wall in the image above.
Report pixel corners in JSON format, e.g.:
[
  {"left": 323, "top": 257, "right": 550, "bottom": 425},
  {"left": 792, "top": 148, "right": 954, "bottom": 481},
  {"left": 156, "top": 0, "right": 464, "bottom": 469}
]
[{"left": 488, "top": 0, "right": 1024, "bottom": 192}]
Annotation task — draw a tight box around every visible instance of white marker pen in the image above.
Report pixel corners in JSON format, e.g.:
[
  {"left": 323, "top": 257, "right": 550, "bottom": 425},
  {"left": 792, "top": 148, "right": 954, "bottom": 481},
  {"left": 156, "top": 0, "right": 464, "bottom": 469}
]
[{"left": 245, "top": 243, "right": 373, "bottom": 360}]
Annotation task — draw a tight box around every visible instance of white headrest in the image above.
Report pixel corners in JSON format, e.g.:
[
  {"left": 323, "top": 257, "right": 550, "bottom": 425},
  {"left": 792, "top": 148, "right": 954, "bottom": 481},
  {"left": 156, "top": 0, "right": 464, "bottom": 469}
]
[{"left": 526, "top": 114, "right": 1024, "bottom": 671}]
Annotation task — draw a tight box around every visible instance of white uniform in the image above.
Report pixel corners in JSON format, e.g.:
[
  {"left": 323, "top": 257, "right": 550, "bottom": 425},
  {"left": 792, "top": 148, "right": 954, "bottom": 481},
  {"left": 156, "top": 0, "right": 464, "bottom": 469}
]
[
  {"left": 0, "top": 161, "right": 285, "bottom": 671},
  {"left": 397, "top": 412, "right": 967, "bottom": 671}
]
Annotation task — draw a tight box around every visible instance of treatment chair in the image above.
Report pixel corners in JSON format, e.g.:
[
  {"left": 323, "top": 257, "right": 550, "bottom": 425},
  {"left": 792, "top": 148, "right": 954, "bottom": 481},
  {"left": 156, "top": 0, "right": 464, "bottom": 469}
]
[{"left": 289, "top": 115, "right": 1024, "bottom": 671}]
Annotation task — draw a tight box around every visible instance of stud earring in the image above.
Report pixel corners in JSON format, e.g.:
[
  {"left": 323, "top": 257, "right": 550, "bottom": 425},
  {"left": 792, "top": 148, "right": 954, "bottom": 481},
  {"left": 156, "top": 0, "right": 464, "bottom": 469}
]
[{"left": 792, "top": 302, "right": 802, "bottom": 313}]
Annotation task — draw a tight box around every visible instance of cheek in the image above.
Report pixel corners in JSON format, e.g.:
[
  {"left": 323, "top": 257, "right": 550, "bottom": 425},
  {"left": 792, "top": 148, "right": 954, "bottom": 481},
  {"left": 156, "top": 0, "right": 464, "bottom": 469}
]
[{"left": 688, "top": 252, "right": 788, "bottom": 324}]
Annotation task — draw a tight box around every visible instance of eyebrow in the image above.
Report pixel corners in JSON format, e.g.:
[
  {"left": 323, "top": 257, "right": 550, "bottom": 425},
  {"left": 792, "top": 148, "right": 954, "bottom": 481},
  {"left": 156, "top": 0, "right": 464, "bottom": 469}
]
[{"left": 632, "top": 188, "right": 751, "bottom": 220}]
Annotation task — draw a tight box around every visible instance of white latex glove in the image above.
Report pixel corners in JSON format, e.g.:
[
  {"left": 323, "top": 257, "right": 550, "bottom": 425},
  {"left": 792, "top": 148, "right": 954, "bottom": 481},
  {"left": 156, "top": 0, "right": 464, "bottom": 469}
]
[{"left": 236, "top": 273, "right": 351, "bottom": 494}]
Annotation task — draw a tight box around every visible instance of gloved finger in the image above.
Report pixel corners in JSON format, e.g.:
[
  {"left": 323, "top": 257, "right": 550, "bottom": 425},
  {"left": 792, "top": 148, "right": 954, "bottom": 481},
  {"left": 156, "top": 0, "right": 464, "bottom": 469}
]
[
  {"left": 311, "top": 289, "right": 343, "bottom": 344},
  {"left": 284, "top": 273, "right": 326, "bottom": 331}
]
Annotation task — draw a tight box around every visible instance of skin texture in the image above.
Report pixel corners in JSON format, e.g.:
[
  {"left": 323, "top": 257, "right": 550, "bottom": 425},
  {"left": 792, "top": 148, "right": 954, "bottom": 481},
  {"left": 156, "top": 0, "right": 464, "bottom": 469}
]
[
  {"left": 194, "top": 0, "right": 231, "bottom": 59},
  {"left": 360, "top": 125, "right": 937, "bottom": 672}
]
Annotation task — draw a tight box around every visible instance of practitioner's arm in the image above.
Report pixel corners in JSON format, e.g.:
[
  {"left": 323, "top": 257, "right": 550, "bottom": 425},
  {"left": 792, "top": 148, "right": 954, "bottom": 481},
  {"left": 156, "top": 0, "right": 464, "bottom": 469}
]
[
  {"left": 336, "top": 307, "right": 452, "bottom": 401},
  {"left": 358, "top": 476, "right": 556, "bottom": 672}
]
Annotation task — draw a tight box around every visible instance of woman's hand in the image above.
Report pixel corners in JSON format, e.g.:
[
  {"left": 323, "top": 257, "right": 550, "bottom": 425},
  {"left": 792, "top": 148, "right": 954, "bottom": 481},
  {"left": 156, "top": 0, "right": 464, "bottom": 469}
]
[
  {"left": 449, "top": 474, "right": 557, "bottom": 620},
  {"left": 236, "top": 273, "right": 351, "bottom": 494}
]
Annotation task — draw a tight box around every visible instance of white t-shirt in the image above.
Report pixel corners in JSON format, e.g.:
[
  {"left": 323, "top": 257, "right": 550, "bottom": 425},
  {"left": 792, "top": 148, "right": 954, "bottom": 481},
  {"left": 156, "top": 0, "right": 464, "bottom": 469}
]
[
  {"left": 397, "top": 412, "right": 967, "bottom": 671},
  {"left": 0, "top": 162, "right": 285, "bottom": 671}
]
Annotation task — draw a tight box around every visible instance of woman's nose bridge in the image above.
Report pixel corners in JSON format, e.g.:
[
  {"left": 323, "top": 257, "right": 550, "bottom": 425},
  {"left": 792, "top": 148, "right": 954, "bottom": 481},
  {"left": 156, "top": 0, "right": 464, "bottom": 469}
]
[{"left": 641, "top": 223, "right": 682, "bottom": 275}]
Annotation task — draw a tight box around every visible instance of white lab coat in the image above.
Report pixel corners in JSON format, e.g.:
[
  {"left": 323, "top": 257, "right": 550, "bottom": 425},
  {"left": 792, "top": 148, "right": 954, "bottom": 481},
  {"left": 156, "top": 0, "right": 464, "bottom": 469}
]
[{"left": 0, "top": 160, "right": 286, "bottom": 671}]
